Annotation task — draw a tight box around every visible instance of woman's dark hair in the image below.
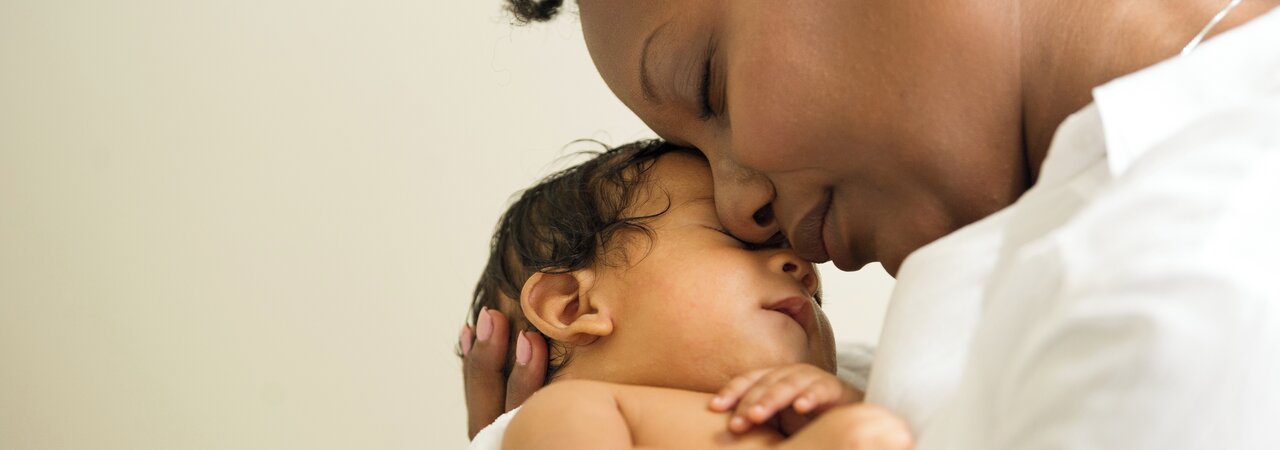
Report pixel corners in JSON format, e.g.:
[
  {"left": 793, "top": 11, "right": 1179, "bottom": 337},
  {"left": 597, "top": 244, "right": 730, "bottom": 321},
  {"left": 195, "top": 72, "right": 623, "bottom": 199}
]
[
  {"left": 464, "top": 139, "right": 695, "bottom": 380},
  {"left": 505, "top": 0, "right": 565, "bottom": 23}
]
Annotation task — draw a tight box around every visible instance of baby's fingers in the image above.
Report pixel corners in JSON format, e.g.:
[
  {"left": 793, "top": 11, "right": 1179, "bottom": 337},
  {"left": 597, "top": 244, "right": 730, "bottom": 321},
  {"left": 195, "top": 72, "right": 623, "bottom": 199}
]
[
  {"left": 710, "top": 368, "right": 770, "bottom": 412},
  {"left": 792, "top": 378, "right": 843, "bottom": 414},
  {"left": 731, "top": 376, "right": 819, "bottom": 433}
]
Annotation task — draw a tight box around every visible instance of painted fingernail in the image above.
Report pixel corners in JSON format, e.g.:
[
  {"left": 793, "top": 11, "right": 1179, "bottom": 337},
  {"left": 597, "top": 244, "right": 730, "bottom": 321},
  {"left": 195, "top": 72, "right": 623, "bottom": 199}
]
[
  {"left": 516, "top": 331, "right": 531, "bottom": 365},
  {"left": 476, "top": 307, "right": 494, "bottom": 341},
  {"left": 459, "top": 325, "right": 474, "bottom": 356}
]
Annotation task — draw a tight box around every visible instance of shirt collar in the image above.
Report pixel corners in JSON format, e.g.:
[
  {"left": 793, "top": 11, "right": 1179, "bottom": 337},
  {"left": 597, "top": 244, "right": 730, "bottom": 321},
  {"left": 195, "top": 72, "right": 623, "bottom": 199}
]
[{"left": 1093, "top": 6, "right": 1280, "bottom": 176}]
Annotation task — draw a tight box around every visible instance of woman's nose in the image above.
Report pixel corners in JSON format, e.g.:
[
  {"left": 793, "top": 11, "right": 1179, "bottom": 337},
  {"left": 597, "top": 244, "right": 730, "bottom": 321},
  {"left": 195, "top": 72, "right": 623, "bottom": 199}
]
[
  {"left": 769, "top": 250, "right": 819, "bottom": 296},
  {"left": 712, "top": 160, "right": 780, "bottom": 244}
]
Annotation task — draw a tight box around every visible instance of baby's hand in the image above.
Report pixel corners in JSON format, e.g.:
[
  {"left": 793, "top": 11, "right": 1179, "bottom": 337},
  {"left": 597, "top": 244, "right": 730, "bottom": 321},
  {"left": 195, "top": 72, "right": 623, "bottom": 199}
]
[{"left": 709, "top": 363, "right": 864, "bottom": 434}]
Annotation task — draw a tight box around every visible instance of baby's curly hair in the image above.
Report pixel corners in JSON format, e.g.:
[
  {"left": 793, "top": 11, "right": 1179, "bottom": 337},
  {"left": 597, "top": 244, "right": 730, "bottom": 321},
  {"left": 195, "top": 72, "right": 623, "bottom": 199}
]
[
  {"left": 465, "top": 140, "right": 696, "bottom": 380},
  {"left": 505, "top": 0, "right": 566, "bottom": 23}
]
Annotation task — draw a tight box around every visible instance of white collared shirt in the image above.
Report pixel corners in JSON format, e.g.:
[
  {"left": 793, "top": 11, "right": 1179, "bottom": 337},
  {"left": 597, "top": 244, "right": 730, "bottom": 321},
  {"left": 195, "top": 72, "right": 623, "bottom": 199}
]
[{"left": 866, "top": 6, "right": 1280, "bottom": 449}]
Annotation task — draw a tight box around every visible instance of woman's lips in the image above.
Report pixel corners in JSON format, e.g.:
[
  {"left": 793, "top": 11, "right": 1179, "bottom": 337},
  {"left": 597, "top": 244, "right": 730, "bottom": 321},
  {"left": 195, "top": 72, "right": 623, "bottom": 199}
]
[{"left": 789, "top": 190, "right": 833, "bottom": 263}]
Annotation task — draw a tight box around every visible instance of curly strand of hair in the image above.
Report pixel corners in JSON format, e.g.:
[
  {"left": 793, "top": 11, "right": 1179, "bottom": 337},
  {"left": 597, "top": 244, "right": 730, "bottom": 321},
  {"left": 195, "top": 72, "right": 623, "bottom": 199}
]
[{"left": 506, "top": 0, "right": 565, "bottom": 24}]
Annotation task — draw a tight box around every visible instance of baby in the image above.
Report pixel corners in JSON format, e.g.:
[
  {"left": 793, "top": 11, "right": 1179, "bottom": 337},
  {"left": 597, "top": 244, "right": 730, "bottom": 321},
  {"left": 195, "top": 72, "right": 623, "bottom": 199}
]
[{"left": 464, "top": 141, "right": 911, "bottom": 449}]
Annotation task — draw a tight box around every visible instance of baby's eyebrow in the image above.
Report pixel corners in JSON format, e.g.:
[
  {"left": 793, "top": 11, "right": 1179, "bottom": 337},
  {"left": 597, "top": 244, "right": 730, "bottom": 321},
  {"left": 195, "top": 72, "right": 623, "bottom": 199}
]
[
  {"left": 671, "top": 195, "right": 715, "bottom": 211},
  {"left": 676, "top": 197, "right": 718, "bottom": 218}
]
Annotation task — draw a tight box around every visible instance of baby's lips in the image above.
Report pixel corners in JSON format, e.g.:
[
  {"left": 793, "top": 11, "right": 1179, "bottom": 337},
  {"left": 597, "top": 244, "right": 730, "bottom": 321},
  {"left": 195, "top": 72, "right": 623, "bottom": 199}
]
[{"left": 763, "top": 295, "right": 815, "bottom": 331}]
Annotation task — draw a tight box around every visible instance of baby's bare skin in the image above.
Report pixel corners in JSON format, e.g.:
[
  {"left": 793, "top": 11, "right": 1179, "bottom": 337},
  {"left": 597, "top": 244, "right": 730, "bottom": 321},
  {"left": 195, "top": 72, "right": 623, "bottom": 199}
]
[{"left": 505, "top": 380, "right": 911, "bottom": 450}]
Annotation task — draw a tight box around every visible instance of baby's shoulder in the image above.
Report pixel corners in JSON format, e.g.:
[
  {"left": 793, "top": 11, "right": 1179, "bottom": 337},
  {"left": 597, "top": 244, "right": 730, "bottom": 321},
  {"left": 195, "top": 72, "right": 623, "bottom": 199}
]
[
  {"left": 515, "top": 379, "right": 623, "bottom": 420},
  {"left": 505, "top": 380, "right": 634, "bottom": 449},
  {"left": 522, "top": 379, "right": 623, "bottom": 406}
]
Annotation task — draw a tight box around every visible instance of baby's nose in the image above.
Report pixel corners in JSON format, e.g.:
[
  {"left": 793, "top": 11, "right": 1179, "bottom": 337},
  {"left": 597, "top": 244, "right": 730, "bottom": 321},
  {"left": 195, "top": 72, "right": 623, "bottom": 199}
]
[{"left": 770, "top": 250, "right": 818, "bottom": 296}]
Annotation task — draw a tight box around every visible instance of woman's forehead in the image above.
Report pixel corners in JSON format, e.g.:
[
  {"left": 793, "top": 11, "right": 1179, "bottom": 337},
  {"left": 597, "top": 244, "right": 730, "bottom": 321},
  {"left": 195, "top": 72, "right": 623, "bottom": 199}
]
[{"left": 580, "top": 0, "right": 687, "bottom": 108}]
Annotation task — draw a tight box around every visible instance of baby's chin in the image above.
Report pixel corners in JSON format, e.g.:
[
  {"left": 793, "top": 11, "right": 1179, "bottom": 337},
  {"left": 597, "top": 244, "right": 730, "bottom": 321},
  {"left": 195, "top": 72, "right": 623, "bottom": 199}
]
[
  {"left": 732, "top": 348, "right": 813, "bottom": 375},
  {"left": 662, "top": 355, "right": 812, "bottom": 394},
  {"left": 702, "top": 335, "right": 835, "bottom": 384},
  {"left": 584, "top": 341, "right": 830, "bottom": 393},
  {"left": 743, "top": 345, "right": 837, "bottom": 375}
]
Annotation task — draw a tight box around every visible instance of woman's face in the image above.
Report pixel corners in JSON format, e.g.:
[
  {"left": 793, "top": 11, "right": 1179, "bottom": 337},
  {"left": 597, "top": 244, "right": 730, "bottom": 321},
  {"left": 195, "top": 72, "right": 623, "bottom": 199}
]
[{"left": 580, "top": 0, "right": 1028, "bottom": 274}]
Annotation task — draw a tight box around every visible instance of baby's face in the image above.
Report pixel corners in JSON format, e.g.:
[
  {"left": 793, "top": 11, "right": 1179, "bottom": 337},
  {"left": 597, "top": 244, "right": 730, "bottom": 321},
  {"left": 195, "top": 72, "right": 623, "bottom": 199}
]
[{"left": 589, "top": 153, "right": 836, "bottom": 393}]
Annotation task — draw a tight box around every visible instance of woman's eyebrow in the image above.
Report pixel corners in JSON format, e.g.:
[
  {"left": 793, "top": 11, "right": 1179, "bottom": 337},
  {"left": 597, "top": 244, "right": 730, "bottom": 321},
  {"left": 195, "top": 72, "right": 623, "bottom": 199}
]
[{"left": 639, "top": 21, "right": 672, "bottom": 104}]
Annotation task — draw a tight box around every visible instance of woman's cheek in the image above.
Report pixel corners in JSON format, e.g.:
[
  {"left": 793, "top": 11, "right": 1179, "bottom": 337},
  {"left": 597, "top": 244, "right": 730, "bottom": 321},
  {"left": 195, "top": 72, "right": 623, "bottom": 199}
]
[
  {"left": 725, "top": 47, "right": 854, "bottom": 176},
  {"left": 723, "top": 1, "right": 878, "bottom": 177}
]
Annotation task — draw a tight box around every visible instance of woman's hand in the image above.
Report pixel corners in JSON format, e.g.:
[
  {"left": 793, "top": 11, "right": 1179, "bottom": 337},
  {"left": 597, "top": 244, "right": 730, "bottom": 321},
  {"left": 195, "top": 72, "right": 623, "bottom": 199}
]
[
  {"left": 710, "top": 363, "right": 865, "bottom": 435},
  {"left": 461, "top": 308, "right": 549, "bottom": 439},
  {"left": 778, "top": 403, "right": 913, "bottom": 450}
]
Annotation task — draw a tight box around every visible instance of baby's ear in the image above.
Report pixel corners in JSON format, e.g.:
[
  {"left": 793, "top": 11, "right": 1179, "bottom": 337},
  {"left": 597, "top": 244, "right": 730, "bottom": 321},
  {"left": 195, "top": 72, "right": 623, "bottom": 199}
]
[{"left": 520, "top": 269, "right": 612, "bottom": 346}]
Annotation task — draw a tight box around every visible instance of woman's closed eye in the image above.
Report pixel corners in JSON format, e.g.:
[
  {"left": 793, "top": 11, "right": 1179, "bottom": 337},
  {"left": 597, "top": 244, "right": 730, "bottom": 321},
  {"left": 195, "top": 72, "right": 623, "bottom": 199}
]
[{"left": 697, "top": 38, "right": 726, "bottom": 121}]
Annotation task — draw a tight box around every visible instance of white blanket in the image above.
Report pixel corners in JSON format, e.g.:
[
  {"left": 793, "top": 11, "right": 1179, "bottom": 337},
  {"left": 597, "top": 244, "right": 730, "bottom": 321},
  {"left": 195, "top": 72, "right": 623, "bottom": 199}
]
[{"left": 467, "top": 406, "right": 522, "bottom": 450}]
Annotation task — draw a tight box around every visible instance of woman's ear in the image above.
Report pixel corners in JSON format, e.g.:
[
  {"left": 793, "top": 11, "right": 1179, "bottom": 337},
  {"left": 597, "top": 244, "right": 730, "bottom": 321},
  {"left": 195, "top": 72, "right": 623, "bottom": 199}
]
[{"left": 520, "top": 270, "right": 612, "bottom": 346}]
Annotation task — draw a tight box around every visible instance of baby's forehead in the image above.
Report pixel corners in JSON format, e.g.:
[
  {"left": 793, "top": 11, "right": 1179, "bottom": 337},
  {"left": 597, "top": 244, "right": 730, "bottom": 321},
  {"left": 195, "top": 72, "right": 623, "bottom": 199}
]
[
  {"left": 644, "top": 153, "right": 714, "bottom": 194},
  {"left": 626, "top": 158, "right": 717, "bottom": 220}
]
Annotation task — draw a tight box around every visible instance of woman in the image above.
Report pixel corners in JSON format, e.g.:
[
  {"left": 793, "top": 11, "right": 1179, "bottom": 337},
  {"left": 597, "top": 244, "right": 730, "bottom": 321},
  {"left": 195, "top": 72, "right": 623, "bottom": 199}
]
[{"left": 464, "top": 0, "right": 1280, "bottom": 447}]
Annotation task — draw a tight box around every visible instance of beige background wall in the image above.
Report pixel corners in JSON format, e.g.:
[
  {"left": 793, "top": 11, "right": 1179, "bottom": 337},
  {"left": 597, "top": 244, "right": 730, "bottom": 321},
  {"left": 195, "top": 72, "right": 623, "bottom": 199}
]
[{"left": 0, "top": 2, "right": 893, "bottom": 449}]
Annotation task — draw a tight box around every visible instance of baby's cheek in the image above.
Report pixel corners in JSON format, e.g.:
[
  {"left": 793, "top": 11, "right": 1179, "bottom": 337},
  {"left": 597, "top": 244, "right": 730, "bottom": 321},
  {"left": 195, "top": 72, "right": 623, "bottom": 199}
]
[{"left": 811, "top": 311, "right": 839, "bottom": 373}]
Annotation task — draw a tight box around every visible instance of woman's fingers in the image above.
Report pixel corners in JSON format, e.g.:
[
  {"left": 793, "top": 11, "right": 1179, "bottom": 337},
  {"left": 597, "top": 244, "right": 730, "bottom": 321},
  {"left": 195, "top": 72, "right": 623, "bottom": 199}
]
[
  {"left": 463, "top": 308, "right": 511, "bottom": 439},
  {"left": 505, "top": 330, "right": 548, "bottom": 411},
  {"left": 462, "top": 309, "right": 554, "bottom": 438}
]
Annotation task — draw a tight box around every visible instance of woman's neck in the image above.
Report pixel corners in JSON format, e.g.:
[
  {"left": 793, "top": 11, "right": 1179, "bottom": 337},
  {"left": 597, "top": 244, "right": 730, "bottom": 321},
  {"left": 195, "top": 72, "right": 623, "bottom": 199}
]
[{"left": 1016, "top": 0, "right": 1276, "bottom": 180}]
